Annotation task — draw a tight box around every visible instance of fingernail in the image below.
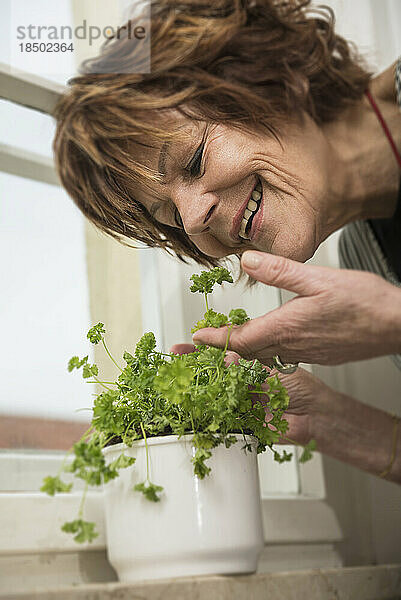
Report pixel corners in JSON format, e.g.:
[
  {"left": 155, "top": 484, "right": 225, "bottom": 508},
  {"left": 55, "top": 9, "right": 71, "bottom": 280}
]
[{"left": 242, "top": 251, "right": 261, "bottom": 269}]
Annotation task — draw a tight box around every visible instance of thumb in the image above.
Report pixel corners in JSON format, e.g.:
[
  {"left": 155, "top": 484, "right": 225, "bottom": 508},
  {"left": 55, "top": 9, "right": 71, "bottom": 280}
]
[{"left": 241, "top": 251, "right": 321, "bottom": 296}]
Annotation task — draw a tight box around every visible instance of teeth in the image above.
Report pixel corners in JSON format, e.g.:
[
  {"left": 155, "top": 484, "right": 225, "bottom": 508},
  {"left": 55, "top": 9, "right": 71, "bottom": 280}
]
[
  {"left": 238, "top": 179, "right": 263, "bottom": 240},
  {"left": 239, "top": 221, "right": 248, "bottom": 238}
]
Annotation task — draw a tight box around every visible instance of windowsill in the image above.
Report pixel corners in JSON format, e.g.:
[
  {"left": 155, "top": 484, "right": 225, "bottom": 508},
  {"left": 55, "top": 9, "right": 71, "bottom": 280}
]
[
  {"left": 1, "top": 448, "right": 343, "bottom": 554},
  {"left": 0, "top": 491, "right": 342, "bottom": 555},
  {"left": 3, "top": 565, "right": 401, "bottom": 600},
  {"left": 0, "top": 451, "right": 344, "bottom": 592}
]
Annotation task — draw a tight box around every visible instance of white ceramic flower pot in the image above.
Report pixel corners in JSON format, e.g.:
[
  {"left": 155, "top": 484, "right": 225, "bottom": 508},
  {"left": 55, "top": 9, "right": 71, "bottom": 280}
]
[{"left": 102, "top": 433, "right": 264, "bottom": 582}]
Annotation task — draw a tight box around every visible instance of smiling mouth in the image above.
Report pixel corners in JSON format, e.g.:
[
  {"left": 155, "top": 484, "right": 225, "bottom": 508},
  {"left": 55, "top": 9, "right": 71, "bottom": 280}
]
[{"left": 238, "top": 178, "right": 263, "bottom": 240}]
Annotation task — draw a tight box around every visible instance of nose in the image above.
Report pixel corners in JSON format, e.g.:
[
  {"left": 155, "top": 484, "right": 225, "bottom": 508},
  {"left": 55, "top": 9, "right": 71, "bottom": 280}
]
[{"left": 172, "top": 184, "right": 217, "bottom": 236}]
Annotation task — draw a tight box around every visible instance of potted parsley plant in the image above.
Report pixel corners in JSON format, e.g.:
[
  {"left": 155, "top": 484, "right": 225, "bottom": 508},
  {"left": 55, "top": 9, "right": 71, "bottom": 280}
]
[{"left": 41, "top": 267, "right": 315, "bottom": 582}]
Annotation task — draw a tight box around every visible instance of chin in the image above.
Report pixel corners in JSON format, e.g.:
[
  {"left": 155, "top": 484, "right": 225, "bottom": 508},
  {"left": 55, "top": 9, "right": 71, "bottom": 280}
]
[
  {"left": 191, "top": 235, "right": 241, "bottom": 259},
  {"left": 286, "top": 246, "right": 317, "bottom": 263},
  {"left": 259, "top": 222, "right": 319, "bottom": 262},
  {"left": 266, "top": 233, "right": 318, "bottom": 264}
]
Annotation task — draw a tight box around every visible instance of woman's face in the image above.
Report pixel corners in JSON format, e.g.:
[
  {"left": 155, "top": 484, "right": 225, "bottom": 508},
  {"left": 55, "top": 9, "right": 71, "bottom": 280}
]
[{"left": 133, "top": 110, "right": 337, "bottom": 262}]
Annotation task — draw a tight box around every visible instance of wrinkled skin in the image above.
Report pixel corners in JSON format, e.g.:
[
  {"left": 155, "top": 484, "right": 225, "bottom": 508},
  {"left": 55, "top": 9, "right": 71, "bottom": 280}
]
[{"left": 132, "top": 110, "right": 345, "bottom": 262}]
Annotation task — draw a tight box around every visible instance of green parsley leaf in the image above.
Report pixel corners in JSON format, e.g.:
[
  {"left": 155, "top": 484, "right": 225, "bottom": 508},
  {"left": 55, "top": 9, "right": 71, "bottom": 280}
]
[
  {"left": 238, "top": 358, "right": 269, "bottom": 385},
  {"left": 135, "top": 332, "right": 157, "bottom": 359},
  {"left": 67, "top": 355, "right": 88, "bottom": 372},
  {"left": 109, "top": 453, "right": 136, "bottom": 470},
  {"left": 134, "top": 481, "right": 164, "bottom": 502},
  {"left": 224, "top": 435, "right": 238, "bottom": 448},
  {"left": 229, "top": 308, "right": 250, "bottom": 325},
  {"left": 190, "top": 267, "right": 233, "bottom": 295},
  {"left": 82, "top": 362, "right": 99, "bottom": 379},
  {"left": 61, "top": 519, "right": 98, "bottom": 543},
  {"left": 191, "top": 309, "right": 229, "bottom": 333},
  {"left": 87, "top": 323, "right": 105, "bottom": 345},
  {"left": 154, "top": 360, "right": 194, "bottom": 404},
  {"left": 191, "top": 448, "right": 212, "bottom": 479},
  {"left": 299, "top": 439, "right": 317, "bottom": 463},
  {"left": 273, "top": 449, "right": 293, "bottom": 463},
  {"left": 40, "top": 475, "right": 72, "bottom": 496}
]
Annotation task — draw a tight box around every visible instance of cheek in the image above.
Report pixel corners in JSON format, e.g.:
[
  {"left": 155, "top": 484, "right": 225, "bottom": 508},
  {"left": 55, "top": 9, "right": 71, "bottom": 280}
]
[
  {"left": 260, "top": 195, "right": 319, "bottom": 261},
  {"left": 269, "top": 221, "right": 317, "bottom": 261},
  {"left": 257, "top": 169, "right": 324, "bottom": 261},
  {"left": 189, "top": 233, "right": 236, "bottom": 259}
]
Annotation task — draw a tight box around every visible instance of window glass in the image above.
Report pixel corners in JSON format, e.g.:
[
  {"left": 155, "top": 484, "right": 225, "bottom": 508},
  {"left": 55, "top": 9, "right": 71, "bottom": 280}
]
[
  {"left": 0, "top": 171, "right": 93, "bottom": 427},
  {"left": 0, "top": 100, "right": 56, "bottom": 158},
  {"left": 1, "top": 0, "right": 75, "bottom": 86}
]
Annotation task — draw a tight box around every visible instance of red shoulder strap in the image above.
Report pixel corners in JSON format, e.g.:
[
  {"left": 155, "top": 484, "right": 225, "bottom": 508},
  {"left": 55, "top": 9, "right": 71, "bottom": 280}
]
[{"left": 365, "top": 89, "right": 401, "bottom": 169}]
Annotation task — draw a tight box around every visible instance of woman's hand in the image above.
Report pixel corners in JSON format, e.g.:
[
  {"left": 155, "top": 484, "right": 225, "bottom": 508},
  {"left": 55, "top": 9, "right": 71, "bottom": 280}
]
[
  {"left": 192, "top": 250, "right": 401, "bottom": 366},
  {"left": 255, "top": 367, "right": 326, "bottom": 447},
  {"left": 255, "top": 365, "right": 401, "bottom": 483}
]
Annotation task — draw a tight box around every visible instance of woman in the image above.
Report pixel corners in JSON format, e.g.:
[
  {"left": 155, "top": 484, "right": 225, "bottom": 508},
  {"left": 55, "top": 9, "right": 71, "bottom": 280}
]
[{"left": 53, "top": 0, "right": 401, "bottom": 482}]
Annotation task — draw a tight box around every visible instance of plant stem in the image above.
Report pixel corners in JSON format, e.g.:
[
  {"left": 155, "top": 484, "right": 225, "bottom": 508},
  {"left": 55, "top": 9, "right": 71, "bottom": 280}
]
[
  {"left": 78, "top": 482, "right": 88, "bottom": 518},
  {"left": 102, "top": 338, "right": 122, "bottom": 372},
  {"left": 58, "top": 425, "right": 95, "bottom": 477},
  {"left": 283, "top": 435, "right": 305, "bottom": 448},
  {"left": 99, "top": 432, "right": 118, "bottom": 450},
  {"left": 92, "top": 376, "right": 114, "bottom": 391},
  {"left": 219, "top": 324, "right": 233, "bottom": 368},
  {"left": 122, "top": 418, "right": 136, "bottom": 446},
  {"left": 140, "top": 422, "right": 150, "bottom": 483},
  {"left": 223, "top": 324, "right": 233, "bottom": 354},
  {"left": 85, "top": 380, "right": 116, "bottom": 385},
  {"left": 79, "top": 425, "right": 96, "bottom": 442},
  {"left": 204, "top": 292, "right": 209, "bottom": 312}
]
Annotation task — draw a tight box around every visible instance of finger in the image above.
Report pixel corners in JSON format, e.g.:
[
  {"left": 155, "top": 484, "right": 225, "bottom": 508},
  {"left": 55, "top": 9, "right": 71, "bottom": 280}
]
[
  {"left": 193, "top": 309, "right": 302, "bottom": 363},
  {"left": 192, "top": 326, "right": 230, "bottom": 349},
  {"left": 241, "top": 251, "right": 323, "bottom": 296},
  {"left": 223, "top": 350, "right": 242, "bottom": 367},
  {"left": 192, "top": 305, "right": 283, "bottom": 355},
  {"left": 169, "top": 343, "right": 196, "bottom": 355}
]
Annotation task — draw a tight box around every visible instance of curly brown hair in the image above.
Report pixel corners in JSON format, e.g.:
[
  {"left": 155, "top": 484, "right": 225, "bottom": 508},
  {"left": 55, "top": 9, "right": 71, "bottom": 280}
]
[{"left": 53, "top": 0, "right": 372, "bottom": 268}]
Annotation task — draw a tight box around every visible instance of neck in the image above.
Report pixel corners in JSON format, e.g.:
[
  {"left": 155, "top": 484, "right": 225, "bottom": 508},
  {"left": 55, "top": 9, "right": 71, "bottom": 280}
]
[{"left": 320, "top": 60, "right": 401, "bottom": 241}]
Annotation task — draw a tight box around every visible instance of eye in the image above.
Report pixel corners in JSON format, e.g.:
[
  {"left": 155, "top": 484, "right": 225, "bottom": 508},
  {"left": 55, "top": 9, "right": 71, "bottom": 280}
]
[
  {"left": 174, "top": 207, "right": 184, "bottom": 229},
  {"left": 184, "top": 141, "right": 205, "bottom": 178}
]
